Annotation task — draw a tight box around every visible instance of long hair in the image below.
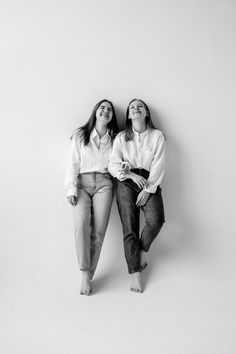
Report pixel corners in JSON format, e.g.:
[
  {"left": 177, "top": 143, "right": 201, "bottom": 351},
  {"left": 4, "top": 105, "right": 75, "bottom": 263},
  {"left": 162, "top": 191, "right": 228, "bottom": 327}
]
[
  {"left": 71, "top": 99, "right": 118, "bottom": 145},
  {"left": 124, "top": 99, "right": 156, "bottom": 141}
]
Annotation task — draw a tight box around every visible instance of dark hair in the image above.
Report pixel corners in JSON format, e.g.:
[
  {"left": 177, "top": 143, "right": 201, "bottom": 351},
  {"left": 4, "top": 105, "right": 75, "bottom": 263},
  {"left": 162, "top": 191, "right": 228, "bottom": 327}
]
[
  {"left": 124, "top": 99, "right": 155, "bottom": 141},
  {"left": 71, "top": 99, "right": 118, "bottom": 145}
]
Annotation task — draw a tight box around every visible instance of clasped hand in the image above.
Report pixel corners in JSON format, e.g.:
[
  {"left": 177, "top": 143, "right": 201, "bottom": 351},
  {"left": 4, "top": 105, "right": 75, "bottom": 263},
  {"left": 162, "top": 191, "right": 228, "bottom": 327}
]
[{"left": 118, "top": 164, "right": 150, "bottom": 206}]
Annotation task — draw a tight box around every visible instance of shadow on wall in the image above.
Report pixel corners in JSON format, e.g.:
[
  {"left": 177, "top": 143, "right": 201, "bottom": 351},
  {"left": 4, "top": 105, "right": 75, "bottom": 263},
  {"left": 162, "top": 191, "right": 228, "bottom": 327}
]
[
  {"left": 115, "top": 105, "right": 126, "bottom": 131},
  {"left": 141, "top": 108, "right": 201, "bottom": 284}
]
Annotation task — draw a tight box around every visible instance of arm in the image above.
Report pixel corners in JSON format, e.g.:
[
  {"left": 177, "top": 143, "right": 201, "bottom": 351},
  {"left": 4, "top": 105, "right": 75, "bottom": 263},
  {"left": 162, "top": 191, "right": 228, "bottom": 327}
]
[
  {"left": 65, "top": 134, "right": 81, "bottom": 198},
  {"left": 108, "top": 134, "right": 147, "bottom": 187},
  {"left": 144, "top": 132, "right": 165, "bottom": 193},
  {"left": 108, "top": 134, "right": 127, "bottom": 180}
]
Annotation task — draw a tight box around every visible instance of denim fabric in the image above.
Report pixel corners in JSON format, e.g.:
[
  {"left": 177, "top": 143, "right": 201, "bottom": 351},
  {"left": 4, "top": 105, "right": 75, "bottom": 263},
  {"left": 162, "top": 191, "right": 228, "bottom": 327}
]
[
  {"left": 72, "top": 172, "right": 113, "bottom": 278},
  {"left": 116, "top": 169, "right": 165, "bottom": 274}
]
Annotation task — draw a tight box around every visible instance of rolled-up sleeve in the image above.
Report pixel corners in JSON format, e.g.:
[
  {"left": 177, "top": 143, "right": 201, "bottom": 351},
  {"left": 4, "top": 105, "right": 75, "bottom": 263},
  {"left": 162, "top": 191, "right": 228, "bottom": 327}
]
[
  {"left": 144, "top": 132, "right": 165, "bottom": 193},
  {"left": 65, "top": 135, "right": 81, "bottom": 197}
]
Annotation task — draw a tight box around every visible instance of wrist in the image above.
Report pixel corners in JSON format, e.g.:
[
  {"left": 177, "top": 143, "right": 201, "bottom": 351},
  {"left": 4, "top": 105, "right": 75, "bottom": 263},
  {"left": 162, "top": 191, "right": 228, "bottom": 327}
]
[{"left": 128, "top": 172, "right": 134, "bottom": 180}]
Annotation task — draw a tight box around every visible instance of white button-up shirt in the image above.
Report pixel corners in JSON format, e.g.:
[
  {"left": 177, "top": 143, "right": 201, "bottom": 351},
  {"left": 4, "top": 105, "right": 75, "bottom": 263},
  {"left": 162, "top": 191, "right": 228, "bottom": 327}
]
[
  {"left": 108, "top": 128, "right": 165, "bottom": 193},
  {"left": 65, "top": 128, "right": 112, "bottom": 197}
]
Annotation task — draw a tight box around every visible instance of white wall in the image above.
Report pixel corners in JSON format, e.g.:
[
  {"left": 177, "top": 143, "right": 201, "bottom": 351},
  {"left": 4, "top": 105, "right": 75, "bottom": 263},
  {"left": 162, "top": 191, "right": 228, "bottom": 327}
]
[{"left": 1, "top": 0, "right": 236, "bottom": 353}]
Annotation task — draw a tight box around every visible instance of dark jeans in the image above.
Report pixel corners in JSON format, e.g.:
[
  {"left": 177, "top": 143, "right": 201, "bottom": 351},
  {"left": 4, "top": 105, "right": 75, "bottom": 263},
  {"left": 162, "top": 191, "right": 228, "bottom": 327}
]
[{"left": 116, "top": 169, "right": 165, "bottom": 274}]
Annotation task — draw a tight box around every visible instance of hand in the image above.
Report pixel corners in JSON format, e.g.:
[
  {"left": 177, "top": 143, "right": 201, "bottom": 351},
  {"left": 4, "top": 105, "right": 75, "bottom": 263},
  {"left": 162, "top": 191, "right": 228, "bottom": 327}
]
[
  {"left": 136, "top": 190, "right": 150, "bottom": 206},
  {"left": 130, "top": 172, "right": 147, "bottom": 189},
  {"left": 121, "top": 162, "right": 130, "bottom": 174},
  {"left": 119, "top": 172, "right": 128, "bottom": 181},
  {"left": 118, "top": 162, "right": 130, "bottom": 181},
  {"left": 67, "top": 195, "right": 78, "bottom": 206}
]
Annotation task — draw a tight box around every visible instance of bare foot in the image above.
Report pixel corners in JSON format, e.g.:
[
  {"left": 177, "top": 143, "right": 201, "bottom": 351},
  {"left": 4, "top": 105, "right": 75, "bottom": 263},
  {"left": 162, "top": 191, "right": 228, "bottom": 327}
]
[
  {"left": 130, "top": 272, "right": 143, "bottom": 293},
  {"left": 80, "top": 270, "right": 92, "bottom": 295},
  {"left": 140, "top": 250, "right": 148, "bottom": 271}
]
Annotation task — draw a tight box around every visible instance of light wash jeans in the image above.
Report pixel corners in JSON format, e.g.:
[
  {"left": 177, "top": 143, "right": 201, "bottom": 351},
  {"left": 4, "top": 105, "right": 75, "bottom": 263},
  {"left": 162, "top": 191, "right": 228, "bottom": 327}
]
[{"left": 72, "top": 172, "right": 113, "bottom": 278}]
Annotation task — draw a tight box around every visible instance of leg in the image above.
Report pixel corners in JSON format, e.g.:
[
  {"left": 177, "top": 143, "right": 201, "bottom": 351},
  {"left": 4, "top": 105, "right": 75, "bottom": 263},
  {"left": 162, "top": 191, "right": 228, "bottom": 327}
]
[
  {"left": 72, "top": 189, "right": 92, "bottom": 270},
  {"left": 90, "top": 185, "right": 113, "bottom": 279},
  {"left": 130, "top": 271, "right": 143, "bottom": 293},
  {"left": 140, "top": 249, "right": 148, "bottom": 271},
  {"left": 140, "top": 187, "right": 165, "bottom": 252},
  {"left": 72, "top": 189, "right": 92, "bottom": 295},
  {"left": 116, "top": 182, "right": 142, "bottom": 274}
]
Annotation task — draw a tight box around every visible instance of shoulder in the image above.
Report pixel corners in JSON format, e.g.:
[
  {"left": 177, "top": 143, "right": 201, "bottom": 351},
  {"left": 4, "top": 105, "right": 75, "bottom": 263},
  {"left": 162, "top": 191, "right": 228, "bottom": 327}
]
[
  {"left": 71, "top": 128, "right": 83, "bottom": 140},
  {"left": 70, "top": 129, "right": 84, "bottom": 148},
  {"left": 148, "top": 128, "right": 163, "bottom": 136},
  {"left": 114, "top": 131, "right": 126, "bottom": 142},
  {"left": 149, "top": 128, "right": 165, "bottom": 140}
]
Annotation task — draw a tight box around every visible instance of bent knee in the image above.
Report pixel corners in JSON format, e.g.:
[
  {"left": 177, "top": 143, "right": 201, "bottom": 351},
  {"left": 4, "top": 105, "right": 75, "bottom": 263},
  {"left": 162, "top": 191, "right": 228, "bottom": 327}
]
[{"left": 146, "top": 216, "right": 165, "bottom": 231}]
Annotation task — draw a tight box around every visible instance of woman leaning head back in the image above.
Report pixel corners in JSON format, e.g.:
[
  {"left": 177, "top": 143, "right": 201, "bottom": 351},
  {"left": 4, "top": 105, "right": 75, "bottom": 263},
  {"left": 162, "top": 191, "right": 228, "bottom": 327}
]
[{"left": 125, "top": 99, "right": 155, "bottom": 141}]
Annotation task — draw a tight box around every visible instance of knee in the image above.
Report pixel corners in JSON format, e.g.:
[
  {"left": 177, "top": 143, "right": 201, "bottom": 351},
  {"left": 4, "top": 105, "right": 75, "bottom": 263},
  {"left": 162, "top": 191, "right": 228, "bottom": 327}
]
[
  {"left": 123, "top": 233, "right": 141, "bottom": 249},
  {"left": 147, "top": 213, "right": 165, "bottom": 232},
  {"left": 141, "top": 218, "right": 164, "bottom": 251},
  {"left": 154, "top": 217, "right": 165, "bottom": 232},
  {"left": 73, "top": 218, "right": 90, "bottom": 233}
]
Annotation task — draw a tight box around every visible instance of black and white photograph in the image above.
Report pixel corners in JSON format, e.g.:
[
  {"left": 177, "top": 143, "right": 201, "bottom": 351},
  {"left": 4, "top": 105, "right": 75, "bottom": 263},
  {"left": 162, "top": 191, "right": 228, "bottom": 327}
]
[{"left": 1, "top": 0, "right": 235, "bottom": 353}]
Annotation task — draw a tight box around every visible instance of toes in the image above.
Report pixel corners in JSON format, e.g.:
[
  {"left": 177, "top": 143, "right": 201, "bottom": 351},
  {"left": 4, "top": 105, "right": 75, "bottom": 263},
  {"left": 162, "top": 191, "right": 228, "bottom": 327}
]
[
  {"left": 85, "top": 289, "right": 91, "bottom": 296},
  {"left": 130, "top": 287, "right": 143, "bottom": 293},
  {"left": 80, "top": 288, "right": 92, "bottom": 295},
  {"left": 130, "top": 287, "right": 141, "bottom": 293}
]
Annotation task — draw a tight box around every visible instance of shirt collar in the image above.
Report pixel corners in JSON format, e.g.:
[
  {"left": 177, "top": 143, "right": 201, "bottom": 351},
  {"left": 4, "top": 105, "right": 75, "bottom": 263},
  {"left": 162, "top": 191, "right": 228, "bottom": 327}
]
[
  {"left": 91, "top": 127, "right": 111, "bottom": 143},
  {"left": 132, "top": 127, "right": 149, "bottom": 137}
]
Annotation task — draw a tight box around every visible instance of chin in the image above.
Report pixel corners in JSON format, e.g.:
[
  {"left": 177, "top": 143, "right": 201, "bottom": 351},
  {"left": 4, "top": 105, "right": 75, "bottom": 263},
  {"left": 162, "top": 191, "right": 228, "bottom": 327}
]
[{"left": 99, "top": 117, "right": 110, "bottom": 122}]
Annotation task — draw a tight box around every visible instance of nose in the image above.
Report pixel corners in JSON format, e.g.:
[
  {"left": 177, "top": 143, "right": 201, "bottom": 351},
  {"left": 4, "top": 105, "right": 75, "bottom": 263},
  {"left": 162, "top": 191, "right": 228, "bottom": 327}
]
[{"left": 103, "top": 107, "right": 110, "bottom": 116}]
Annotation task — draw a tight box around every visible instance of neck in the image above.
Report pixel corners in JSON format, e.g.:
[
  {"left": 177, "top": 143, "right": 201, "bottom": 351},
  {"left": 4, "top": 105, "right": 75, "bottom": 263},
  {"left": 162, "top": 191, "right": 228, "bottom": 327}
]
[
  {"left": 95, "top": 120, "right": 107, "bottom": 138},
  {"left": 132, "top": 119, "right": 147, "bottom": 133}
]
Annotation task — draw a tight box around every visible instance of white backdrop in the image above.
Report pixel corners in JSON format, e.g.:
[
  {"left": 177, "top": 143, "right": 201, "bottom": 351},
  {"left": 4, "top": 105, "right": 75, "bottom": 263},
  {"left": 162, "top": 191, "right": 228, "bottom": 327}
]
[{"left": 1, "top": 0, "right": 236, "bottom": 353}]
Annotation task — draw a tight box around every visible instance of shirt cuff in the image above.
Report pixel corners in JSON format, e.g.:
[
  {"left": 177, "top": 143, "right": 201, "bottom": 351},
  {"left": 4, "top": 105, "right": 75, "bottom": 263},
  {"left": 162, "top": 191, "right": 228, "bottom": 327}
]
[
  {"left": 116, "top": 172, "right": 125, "bottom": 181},
  {"left": 66, "top": 187, "right": 77, "bottom": 198},
  {"left": 144, "top": 183, "right": 157, "bottom": 194}
]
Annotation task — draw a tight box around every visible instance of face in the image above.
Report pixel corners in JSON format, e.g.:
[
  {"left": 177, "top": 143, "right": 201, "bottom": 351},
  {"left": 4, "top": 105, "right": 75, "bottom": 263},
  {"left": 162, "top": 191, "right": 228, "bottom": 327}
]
[
  {"left": 96, "top": 101, "right": 113, "bottom": 123},
  {"left": 129, "top": 100, "right": 147, "bottom": 120}
]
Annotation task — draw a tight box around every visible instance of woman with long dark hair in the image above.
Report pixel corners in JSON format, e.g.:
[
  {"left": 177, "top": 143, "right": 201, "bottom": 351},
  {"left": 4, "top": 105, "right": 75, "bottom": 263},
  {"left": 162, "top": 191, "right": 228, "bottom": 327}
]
[
  {"left": 65, "top": 99, "right": 118, "bottom": 295},
  {"left": 108, "top": 99, "right": 165, "bottom": 293}
]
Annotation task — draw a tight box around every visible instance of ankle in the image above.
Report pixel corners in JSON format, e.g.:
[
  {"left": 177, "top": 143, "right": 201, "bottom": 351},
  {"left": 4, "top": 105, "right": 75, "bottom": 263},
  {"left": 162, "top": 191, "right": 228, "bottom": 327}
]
[{"left": 81, "top": 270, "right": 90, "bottom": 279}]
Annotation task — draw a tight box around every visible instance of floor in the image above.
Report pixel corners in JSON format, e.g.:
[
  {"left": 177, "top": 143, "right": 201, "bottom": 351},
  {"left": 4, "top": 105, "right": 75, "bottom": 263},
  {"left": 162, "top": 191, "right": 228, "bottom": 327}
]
[{"left": 1, "top": 232, "right": 235, "bottom": 354}]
